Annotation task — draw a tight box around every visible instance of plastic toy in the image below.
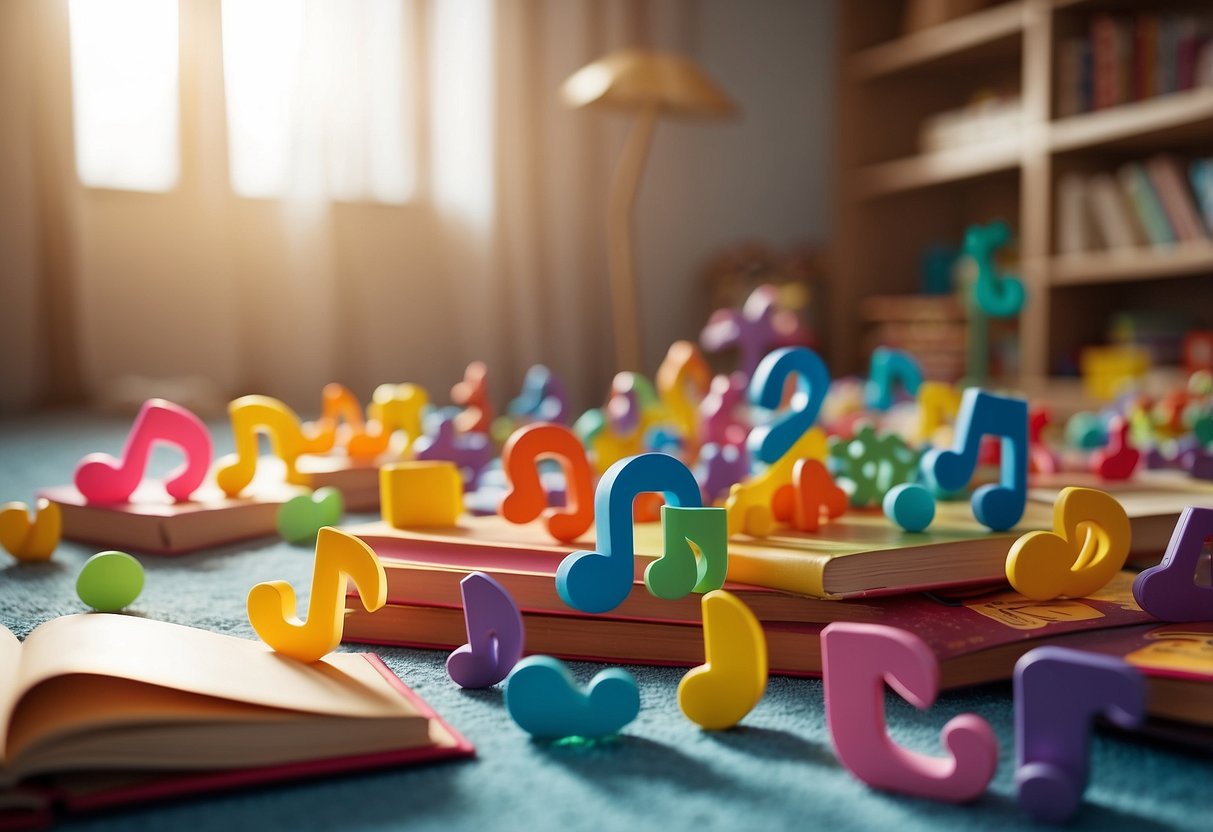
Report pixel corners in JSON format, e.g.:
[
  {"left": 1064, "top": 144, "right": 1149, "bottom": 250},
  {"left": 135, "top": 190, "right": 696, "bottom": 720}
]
[
  {"left": 828, "top": 425, "right": 921, "bottom": 508},
  {"left": 725, "top": 428, "right": 827, "bottom": 537},
  {"left": 648, "top": 504, "right": 727, "bottom": 600},
  {"left": 700, "top": 373, "right": 749, "bottom": 448},
  {"left": 883, "top": 483, "right": 935, "bottom": 533},
  {"left": 380, "top": 461, "right": 464, "bottom": 529},
  {"left": 747, "top": 347, "right": 830, "bottom": 465},
  {"left": 0, "top": 499, "right": 61, "bottom": 561},
  {"left": 771, "top": 458, "right": 847, "bottom": 533},
  {"left": 346, "top": 383, "right": 428, "bottom": 461},
  {"left": 76, "top": 550, "right": 144, "bottom": 612},
  {"left": 504, "top": 656, "right": 640, "bottom": 740},
  {"left": 677, "top": 590, "right": 767, "bottom": 730},
  {"left": 656, "top": 340, "right": 711, "bottom": 461},
  {"left": 1090, "top": 416, "right": 1140, "bottom": 480},
  {"left": 447, "top": 572, "right": 525, "bottom": 689},
  {"left": 500, "top": 423, "right": 594, "bottom": 543},
  {"left": 865, "top": 347, "right": 923, "bottom": 412},
  {"left": 216, "top": 396, "right": 323, "bottom": 497},
  {"left": 507, "top": 364, "right": 568, "bottom": 426},
  {"left": 302, "top": 383, "right": 365, "bottom": 454},
  {"left": 452, "top": 361, "right": 494, "bottom": 435},
  {"left": 1133, "top": 506, "right": 1213, "bottom": 621},
  {"left": 700, "top": 284, "right": 784, "bottom": 381},
  {"left": 916, "top": 381, "right": 961, "bottom": 444},
  {"left": 276, "top": 487, "right": 344, "bottom": 544},
  {"left": 414, "top": 417, "right": 494, "bottom": 490},
  {"left": 697, "top": 442, "right": 750, "bottom": 504}
]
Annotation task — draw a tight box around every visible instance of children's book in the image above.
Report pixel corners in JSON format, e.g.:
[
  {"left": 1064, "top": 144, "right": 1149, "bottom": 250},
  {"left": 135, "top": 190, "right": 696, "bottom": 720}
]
[{"left": 0, "top": 614, "right": 471, "bottom": 827}]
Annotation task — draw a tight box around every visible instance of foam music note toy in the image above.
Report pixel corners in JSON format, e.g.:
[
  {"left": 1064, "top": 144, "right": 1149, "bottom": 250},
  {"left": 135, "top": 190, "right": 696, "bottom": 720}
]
[
  {"left": 415, "top": 417, "right": 494, "bottom": 490},
  {"left": 247, "top": 526, "right": 386, "bottom": 663},
  {"left": 699, "top": 284, "right": 784, "bottom": 381},
  {"left": 346, "top": 383, "right": 428, "bottom": 462},
  {"left": 1133, "top": 506, "right": 1213, "bottom": 621},
  {"left": 0, "top": 499, "right": 61, "bottom": 562},
  {"left": 747, "top": 346, "right": 830, "bottom": 465},
  {"left": 821, "top": 623, "right": 998, "bottom": 803},
  {"left": 74, "top": 398, "right": 213, "bottom": 504},
  {"left": 447, "top": 572, "right": 525, "bottom": 689},
  {"left": 504, "top": 656, "right": 640, "bottom": 741},
  {"left": 865, "top": 347, "right": 923, "bottom": 412},
  {"left": 883, "top": 483, "right": 936, "bottom": 533},
  {"left": 657, "top": 341, "right": 711, "bottom": 462},
  {"left": 648, "top": 504, "right": 727, "bottom": 600},
  {"left": 1090, "top": 415, "right": 1140, "bottom": 481},
  {"left": 452, "top": 361, "right": 493, "bottom": 435},
  {"left": 215, "top": 396, "right": 316, "bottom": 498},
  {"left": 302, "top": 383, "right": 365, "bottom": 454},
  {"left": 677, "top": 590, "right": 767, "bottom": 730},
  {"left": 557, "top": 453, "right": 703, "bottom": 614},
  {"left": 921, "top": 388, "right": 1028, "bottom": 531},
  {"left": 916, "top": 381, "right": 961, "bottom": 444},
  {"left": 770, "top": 458, "right": 846, "bottom": 533},
  {"left": 1006, "top": 487, "right": 1130, "bottom": 601},
  {"left": 700, "top": 373, "right": 748, "bottom": 448},
  {"left": 507, "top": 364, "right": 568, "bottom": 425},
  {"left": 964, "top": 220, "right": 1025, "bottom": 319},
  {"left": 725, "top": 428, "right": 828, "bottom": 537},
  {"left": 1028, "top": 406, "right": 1060, "bottom": 475},
  {"left": 697, "top": 441, "right": 750, "bottom": 504},
  {"left": 1014, "top": 647, "right": 1146, "bottom": 823},
  {"left": 500, "top": 423, "right": 594, "bottom": 543}
]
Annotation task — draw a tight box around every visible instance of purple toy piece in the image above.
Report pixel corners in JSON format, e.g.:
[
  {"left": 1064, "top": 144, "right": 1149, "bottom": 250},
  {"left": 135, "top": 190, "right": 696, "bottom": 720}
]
[
  {"left": 700, "top": 373, "right": 749, "bottom": 448},
  {"left": 700, "top": 285, "right": 782, "bottom": 381},
  {"left": 1014, "top": 647, "right": 1146, "bottom": 824},
  {"left": 414, "top": 417, "right": 494, "bottom": 491},
  {"left": 1133, "top": 506, "right": 1213, "bottom": 621},
  {"left": 697, "top": 442, "right": 751, "bottom": 503},
  {"left": 446, "top": 572, "right": 525, "bottom": 688},
  {"left": 607, "top": 383, "right": 641, "bottom": 436}
]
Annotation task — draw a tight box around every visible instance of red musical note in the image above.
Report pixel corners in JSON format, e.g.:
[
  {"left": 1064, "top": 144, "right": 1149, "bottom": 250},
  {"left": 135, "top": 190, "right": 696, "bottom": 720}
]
[
  {"left": 1090, "top": 416, "right": 1139, "bottom": 481},
  {"left": 452, "top": 361, "right": 493, "bottom": 435}
]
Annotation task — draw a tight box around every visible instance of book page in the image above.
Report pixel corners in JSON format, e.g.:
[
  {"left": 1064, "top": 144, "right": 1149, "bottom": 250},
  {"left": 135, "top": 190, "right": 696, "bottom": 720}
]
[{"left": 0, "top": 626, "right": 18, "bottom": 761}]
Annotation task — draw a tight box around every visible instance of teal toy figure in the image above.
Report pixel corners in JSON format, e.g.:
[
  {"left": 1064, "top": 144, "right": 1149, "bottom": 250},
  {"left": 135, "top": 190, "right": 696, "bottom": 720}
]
[{"left": 960, "top": 221, "right": 1026, "bottom": 384}]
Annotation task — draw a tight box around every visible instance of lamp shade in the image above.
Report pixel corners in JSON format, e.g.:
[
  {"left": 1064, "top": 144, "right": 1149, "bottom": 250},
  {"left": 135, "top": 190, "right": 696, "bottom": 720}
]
[{"left": 561, "top": 49, "right": 736, "bottom": 119}]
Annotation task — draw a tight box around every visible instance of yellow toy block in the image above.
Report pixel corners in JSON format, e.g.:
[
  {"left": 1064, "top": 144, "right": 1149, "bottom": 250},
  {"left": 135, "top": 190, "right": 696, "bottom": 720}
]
[{"left": 380, "top": 461, "right": 463, "bottom": 528}]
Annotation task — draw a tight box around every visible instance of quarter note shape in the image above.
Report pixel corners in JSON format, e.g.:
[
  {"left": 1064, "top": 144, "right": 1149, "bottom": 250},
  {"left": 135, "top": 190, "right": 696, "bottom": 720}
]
[
  {"left": 0, "top": 499, "right": 61, "bottom": 561},
  {"left": 677, "top": 590, "right": 767, "bottom": 730},
  {"left": 215, "top": 396, "right": 315, "bottom": 498},
  {"left": 747, "top": 347, "right": 830, "bottom": 465},
  {"left": 1006, "top": 487, "right": 1130, "bottom": 601},
  {"left": 1028, "top": 406, "right": 1060, "bottom": 475},
  {"left": 500, "top": 423, "right": 595, "bottom": 543},
  {"left": 865, "top": 347, "right": 923, "bottom": 412},
  {"left": 776, "top": 458, "right": 847, "bottom": 533},
  {"left": 508, "top": 365, "right": 568, "bottom": 424},
  {"left": 247, "top": 526, "right": 386, "bottom": 663},
  {"left": 1133, "top": 506, "right": 1213, "bottom": 621},
  {"left": 504, "top": 656, "right": 640, "bottom": 741},
  {"left": 700, "top": 372, "right": 748, "bottom": 448},
  {"left": 725, "top": 428, "right": 828, "bottom": 537},
  {"left": 657, "top": 340, "right": 711, "bottom": 461},
  {"left": 447, "top": 572, "right": 525, "bottom": 689},
  {"left": 699, "top": 284, "right": 783, "bottom": 381},
  {"left": 1090, "top": 416, "right": 1140, "bottom": 480},
  {"left": 921, "top": 388, "right": 1028, "bottom": 531},
  {"left": 451, "top": 361, "right": 493, "bottom": 435},
  {"left": 74, "top": 398, "right": 213, "bottom": 504},
  {"left": 346, "top": 383, "right": 429, "bottom": 461},
  {"left": 964, "top": 220, "right": 1025, "bottom": 318},
  {"left": 302, "top": 383, "right": 365, "bottom": 454},
  {"left": 647, "top": 504, "right": 727, "bottom": 600},
  {"left": 916, "top": 381, "right": 961, "bottom": 444},
  {"left": 557, "top": 453, "right": 702, "bottom": 614},
  {"left": 1014, "top": 647, "right": 1146, "bottom": 823},
  {"left": 821, "top": 623, "right": 998, "bottom": 803}
]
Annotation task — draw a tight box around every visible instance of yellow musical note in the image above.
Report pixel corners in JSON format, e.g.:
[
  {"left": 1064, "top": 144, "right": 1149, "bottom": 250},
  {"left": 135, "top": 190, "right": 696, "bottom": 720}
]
[
  {"left": 247, "top": 526, "right": 387, "bottom": 663},
  {"left": 346, "top": 383, "right": 428, "bottom": 462},
  {"left": 678, "top": 590, "right": 768, "bottom": 730},
  {"left": 917, "top": 381, "right": 961, "bottom": 445},
  {"left": 657, "top": 341, "right": 711, "bottom": 463},
  {"left": 725, "top": 428, "right": 827, "bottom": 537},
  {"left": 215, "top": 396, "right": 316, "bottom": 497},
  {"left": 303, "top": 383, "right": 366, "bottom": 454},
  {"left": 0, "top": 499, "right": 61, "bottom": 562}
]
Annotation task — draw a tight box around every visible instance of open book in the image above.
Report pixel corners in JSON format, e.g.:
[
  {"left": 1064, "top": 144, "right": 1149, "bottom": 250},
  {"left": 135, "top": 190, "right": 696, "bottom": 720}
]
[{"left": 0, "top": 614, "right": 471, "bottom": 824}]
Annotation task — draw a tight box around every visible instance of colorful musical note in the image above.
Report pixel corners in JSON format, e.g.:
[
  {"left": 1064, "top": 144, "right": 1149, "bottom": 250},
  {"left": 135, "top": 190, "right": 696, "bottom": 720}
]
[
  {"left": 964, "top": 220, "right": 1025, "bottom": 319},
  {"left": 725, "top": 428, "right": 828, "bottom": 537},
  {"left": 647, "top": 504, "right": 727, "bottom": 600},
  {"left": 504, "top": 656, "right": 640, "bottom": 741},
  {"left": 76, "top": 550, "right": 144, "bottom": 612},
  {"left": 414, "top": 417, "right": 494, "bottom": 490},
  {"left": 1090, "top": 415, "right": 1140, "bottom": 480},
  {"left": 697, "top": 441, "right": 751, "bottom": 504},
  {"left": 677, "top": 590, "right": 767, "bottom": 730},
  {"left": 700, "top": 373, "right": 749, "bottom": 448},
  {"left": 865, "top": 348, "right": 924, "bottom": 412},
  {"left": 916, "top": 381, "right": 961, "bottom": 444},
  {"left": 247, "top": 527, "right": 386, "bottom": 663},
  {"left": 500, "top": 423, "right": 594, "bottom": 543},
  {"left": 74, "top": 398, "right": 213, "bottom": 504},
  {"left": 557, "top": 453, "right": 702, "bottom": 614},
  {"left": 1006, "top": 487, "right": 1130, "bottom": 601},
  {"left": 1014, "top": 647, "right": 1145, "bottom": 823},
  {"left": 507, "top": 364, "right": 568, "bottom": 425},
  {"left": 452, "top": 361, "right": 493, "bottom": 435},
  {"left": 380, "top": 461, "right": 464, "bottom": 528},
  {"left": 883, "top": 482, "right": 936, "bottom": 533},
  {"left": 821, "top": 623, "right": 998, "bottom": 803},
  {"left": 748, "top": 347, "right": 830, "bottom": 465},
  {"left": 921, "top": 388, "right": 1028, "bottom": 531},
  {"left": 699, "top": 284, "right": 784, "bottom": 381},
  {"left": 215, "top": 396, "right": 315, "bottom": 497},
  {"left": 770, "top": 458, "right": 847, "bottom": 533},
  {"left": 447, "top": 572, "right": 525, "bottom": 689},
  {"left": 657, "top": 340, "right": 711, "bottom": 461},
  {"left": 1028, "top": 406, "right": 1060, "bottom": 475},
  {"left": 0, "top": 499, "right": 61, "bottom": 562},
  {"left": 346, "top": 383, "right": 428, "bottom": 462},
  {"left": 1133, "top": 506, "right": 1213, "bottom": 621},
  {"left": 302, "top": 383, "right": 365, "bottom": 454}
]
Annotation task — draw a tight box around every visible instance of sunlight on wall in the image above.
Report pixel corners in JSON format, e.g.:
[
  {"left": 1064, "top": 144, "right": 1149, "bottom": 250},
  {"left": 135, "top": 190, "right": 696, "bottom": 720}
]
[{"left": 68, "top": 0, "right": 180, "bottom": 192}]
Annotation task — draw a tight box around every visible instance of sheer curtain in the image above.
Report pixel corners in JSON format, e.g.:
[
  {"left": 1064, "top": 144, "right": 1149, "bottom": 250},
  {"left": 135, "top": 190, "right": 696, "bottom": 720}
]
[{"left": 0, "top": 0, "right": 696, "bottom": 415}]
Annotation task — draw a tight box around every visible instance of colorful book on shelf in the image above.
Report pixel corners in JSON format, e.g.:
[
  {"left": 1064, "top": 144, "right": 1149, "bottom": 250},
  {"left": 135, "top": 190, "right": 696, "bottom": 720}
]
[
  {"left": 0, "top": 614, "right": 471, "bottom": 828},
  {"left": 343, "top": 572, "right": 1158, "bottom": 693},
  {"left": 1190, "top": 158, "right": 1213, "bottom": 232},
  {"left": 1119, "top": 162, "right": 1176, "bottom": 246},
  {"left": 1145, "top": 155, "right": 1207, "bottom": 242},
  {"left": 1087, "top": 172, "right": 1144, "bottom": 249}
]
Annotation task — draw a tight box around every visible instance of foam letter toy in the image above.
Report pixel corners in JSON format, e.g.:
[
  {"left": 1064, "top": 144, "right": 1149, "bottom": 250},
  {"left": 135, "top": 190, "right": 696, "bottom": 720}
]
[
  {"left": 747, "top": 347, "right": 830, "bottom": 465},
  {"left": 76, "top": 550, "right": 144, "bottom": 612},
  {"left": 725, "top": 428, "right": 828, "bottom": 537},
  {"left": 504, "top": 656, "right": 640, "bottom": 741},
  {"left": 964, "top": 220, "right": 1025, "bottom": 318},
  {"left": 657, "top": 340, "right": 711, "bottom": 461},
  {"left": 866, "top": 348, "right": 923, "bottom": 412},
  {"left": 346, "top": 383, "right": 428, "bottom": 462},
  {"left": 248, "top": 527, "right": 386, "bottom": 663},
  {"left": 276, "top": 487, "right": 344, "bottom": 544},
  {"left": 921, "top": 388, "right": 1028, "bottom": 531},
  {"left": 1006, "top": 487, "right": 1130, "bottom": 601},
  {"left": 452, "top": 361, "right": 493, "bottom": 435},
  {"left": 1090, "top": 416, "right": 1140, "bottom": 481},
  {"left": 1133, "top": 506, "right": 1213, "bottom": 621},
  {"left": 380, "top": 461, "right": 464, "bottom": 528},
  {"left": 1014, "top": 647, "right": 1146, "bottom": 823},
  {"left": 557, "top": 453, "right": 702, "bottom": 614},
  {"left": 0, "top": 499, "right": 61, "bottom": 561},
  {"left": 75, "top": 398, "right": 213, "bottom": 504},
  {"left": 447, "top": 572, "right": 525, "bottom": 688},
  {"left": 302, "top": 383, "right": 365, "bottom": 454},
  {"left": 501, "top": 423, "right": 594, "bottom": 543},
  {"left": 821, "top": 623, "right": 998, "bottom": 803},
  {"left": 648, "top": 504, "right": 727, "bottom": 600},
  {"left": 678, "top": 590, "right": 767, "bottom": 730},
  {"left": 216, "top": 396, "right": 317, "bottom": 497}
]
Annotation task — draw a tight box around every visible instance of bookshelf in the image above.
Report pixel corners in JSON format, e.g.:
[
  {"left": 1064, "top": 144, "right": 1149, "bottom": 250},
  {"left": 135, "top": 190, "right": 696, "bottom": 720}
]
[{"left": 831, "top": 0, "right": 1213, "bottom": 392}]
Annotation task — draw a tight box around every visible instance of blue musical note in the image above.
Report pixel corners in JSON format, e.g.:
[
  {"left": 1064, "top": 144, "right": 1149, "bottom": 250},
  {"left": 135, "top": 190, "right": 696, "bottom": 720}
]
[
  {"left": 865, "top": 348, "right": 924, "bottom": 412},
  {"left": 747, "top": 347, "right": 830, "bottom": 465},
  {"left": 964, "top": 221, "right": 1025, "bottom": 319}
]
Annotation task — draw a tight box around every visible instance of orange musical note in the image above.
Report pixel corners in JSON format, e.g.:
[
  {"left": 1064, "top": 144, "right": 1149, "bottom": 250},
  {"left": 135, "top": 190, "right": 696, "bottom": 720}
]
[
  {"left": 247, "top": 527, "right": 386, "bottom": 663},
  {"left": 657, "top": 341, "right": 711, "bottom": 463},
  {"left": 725, "top": 428, "right": 828, "bottom": 537},
  {"left": 771, "top": 458, "right": 847, "bottom": 533},
  {"left": 346, "top": 383, "right": 428, "bottom": 462},
  {"left": 452, "top": 361, "right": 493, "bottom": 435},
  {"left": 501, "top": 423, "right": 594, "bottom": 543},
  {"left": 303, "top": 383, "right": 366, "bottom": 454},
  {"left": 215, "top": 396, "right": 315, "bottom": 497}
]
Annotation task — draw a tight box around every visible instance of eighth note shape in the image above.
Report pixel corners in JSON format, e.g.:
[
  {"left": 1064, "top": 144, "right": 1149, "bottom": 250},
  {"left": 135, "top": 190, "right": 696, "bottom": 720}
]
[
  {"left": 678, "top": 590, "right": 767, "bottom": 730},
  {"left": 1133, "top": 506, "right": 1213, "bottom": 621},
  {"left": 216, "top": 396, "right": 315, "bottom": 497},
  {"left": 74, "top": 398, "right": 213, "bottom": 504},
  {"left": 500, "top": 423, "right": 594, "bottom": 543},
  {"left": 247, "top": 527, "right": 386, "bottom": 663},
  {"left": 446, "top": 572, "right": 525, "bottom": 689}
]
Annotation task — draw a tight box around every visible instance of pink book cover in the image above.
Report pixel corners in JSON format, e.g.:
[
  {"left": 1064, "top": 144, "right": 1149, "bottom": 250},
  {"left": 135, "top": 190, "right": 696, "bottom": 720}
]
[
  {"left": 0, "top": 655, "right": 473, "bottom": 829},
  {"left": 1146, "top": 155, "right": 1207, "bottom": 242}
]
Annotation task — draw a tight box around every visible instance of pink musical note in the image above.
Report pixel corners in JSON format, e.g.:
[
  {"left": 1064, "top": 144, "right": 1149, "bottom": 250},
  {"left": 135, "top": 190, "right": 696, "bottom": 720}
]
[{"left": 74, "top": 399, "right": 213, "bottom": 505}]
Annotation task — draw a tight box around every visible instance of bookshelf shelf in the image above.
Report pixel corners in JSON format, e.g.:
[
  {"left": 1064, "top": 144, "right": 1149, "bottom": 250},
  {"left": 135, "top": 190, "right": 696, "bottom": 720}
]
[
  {"left": 853, "top": 138, "right": 1021, "bottom": 197},
  {"left": 849, "top": 2, "right": 1025, "bottom": 81},
  {"left": 1050, "top": 240, "right": 1213, "bottom": 286},
  {"left": 1050, "top": 88, "right": 1213, "bottom": 154}
]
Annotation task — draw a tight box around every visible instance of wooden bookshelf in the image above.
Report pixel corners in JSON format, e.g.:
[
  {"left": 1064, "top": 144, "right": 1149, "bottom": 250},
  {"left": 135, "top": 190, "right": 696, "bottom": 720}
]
[{"left": 832, "top": 0, "right": 1213, "bottom": 390}]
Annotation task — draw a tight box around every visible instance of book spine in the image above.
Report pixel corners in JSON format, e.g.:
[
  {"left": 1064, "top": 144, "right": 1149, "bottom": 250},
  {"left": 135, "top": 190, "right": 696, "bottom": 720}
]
[
  {"left": 1119, "top": 163, "right": 1176, "bottom": 246},
  {"left": 1092, "top": 14, "right": 1118, "bottom": 109},
  {"left": 1190, "top": 159, "right": 1213, "bottom": 234},
  {"left": 1057, "top": 173, "right": 1091, "bottom": 254},
  {"left": 1177, "top": 17, "right": 1198, "bottom": 90},
  {"left": 1057, "top": 37, "right": 1083, "bottom": 117},
  {"left": 1135, "top": 13, "right": 1157, "bottom": 101},
  {"left": 1146, "top": 155, "right": 1207, "bottom": 242},
  {"left": 1115, "top": 16, "right": 1133, "bottom": 105},
  {"left": 1087, "top": 172, "right": 1141, "bottom": 249}
]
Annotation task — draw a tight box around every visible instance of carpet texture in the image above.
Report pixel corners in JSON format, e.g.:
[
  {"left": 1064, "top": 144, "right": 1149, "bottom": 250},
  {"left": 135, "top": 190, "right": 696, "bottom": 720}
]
[{"left": 0, "top": 413, "right": 1208, "bottom": 831}]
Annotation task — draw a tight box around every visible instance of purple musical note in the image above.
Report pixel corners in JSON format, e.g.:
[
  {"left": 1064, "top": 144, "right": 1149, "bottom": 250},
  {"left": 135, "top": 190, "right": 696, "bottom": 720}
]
[
  {"left": 1133, "top": 506, "right": 1213, "bottom": 621},
  {"left": 414, "top": 417, "right": 493, "bottom": 491},
  {"left": 446, "top": 572, "right": 525, "bottom": 688}
]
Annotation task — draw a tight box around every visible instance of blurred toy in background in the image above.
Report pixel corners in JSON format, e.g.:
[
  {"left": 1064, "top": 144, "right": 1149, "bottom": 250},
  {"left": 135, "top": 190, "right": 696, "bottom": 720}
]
[{"left": 957, "top": 220, "right": 1025, "bottom": 385}]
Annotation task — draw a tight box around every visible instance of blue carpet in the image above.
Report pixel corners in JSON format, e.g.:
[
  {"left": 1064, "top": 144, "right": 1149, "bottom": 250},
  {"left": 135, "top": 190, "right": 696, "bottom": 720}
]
[{"left": 0, "top": 413, "right": 1208, "bottom": 831}]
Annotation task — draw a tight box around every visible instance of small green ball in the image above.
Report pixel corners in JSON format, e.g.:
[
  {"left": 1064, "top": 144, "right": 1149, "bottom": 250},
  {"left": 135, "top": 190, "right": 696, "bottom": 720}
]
[{"left": 77, "top": 551, "right": 144, "bottom": 612}]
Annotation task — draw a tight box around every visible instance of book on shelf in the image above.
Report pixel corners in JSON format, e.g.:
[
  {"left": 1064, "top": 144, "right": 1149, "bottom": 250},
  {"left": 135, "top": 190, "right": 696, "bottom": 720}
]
[
  {"left": 1119, "top": 162, "right": 1176, "bottom": 246},
  {"left": 1057, "top": 172, "right": 1093, "bottom": 254},
  {"left": 1146, "top": 155, "right": 1208, "bottom": 242},
  {"left": 1190, "top": 158, "right": 1213, "bottom": 233},
  {"left": 0, "top": 614, "right": 471, "bottom": 827},
  {"left": 1086, "top": 172, "right": 1145, "bottom": 250}
]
